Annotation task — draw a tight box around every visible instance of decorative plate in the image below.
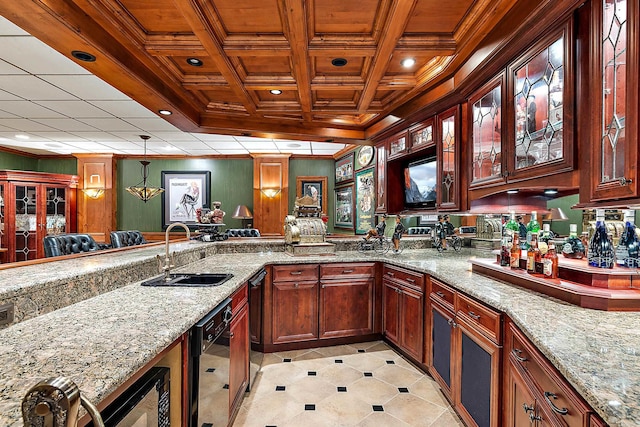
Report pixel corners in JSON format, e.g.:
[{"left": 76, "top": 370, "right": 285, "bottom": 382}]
[{"left": 357, "top": 146, "right": 374, "bottom": 168}]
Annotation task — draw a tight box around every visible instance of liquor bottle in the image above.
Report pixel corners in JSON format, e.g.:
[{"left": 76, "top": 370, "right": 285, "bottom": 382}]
[
  {"left": 543, "top": 242, "right": 559, "bottom": 279},
  {"left": 588, "top": 221, "right": 614, "bottom": 268},
  {"left": 500, "top": 233, "right": 511, "bottom": 267},
  {"left": 534, "top": 233, "right": 544, "bottom": 274},
  {"left": 504, "top": 212, "right": 519, "bottom": 237},
  {"left": 526, "top": 211, "right": 541, "bottom": 248},
  {"left": 561, "top": 224, "right": 585, "bottom": 259},
  {"left": 616, "top": 221, "right": 640, "bottom": 267},
  {"left": 580, "top": 232, "right": 589, "bottom": 258},
  {"left": 588, "top": 221, "right": 603, "bottom": 267},
  {"left": 510, "top": 232, "right": 521, "bottom": 269},
  {"left": 527, "top": 233, "right": 537, "bottom": 273},
  {"left": 539, "top": 223, "right": 554, "bottom": 243}
]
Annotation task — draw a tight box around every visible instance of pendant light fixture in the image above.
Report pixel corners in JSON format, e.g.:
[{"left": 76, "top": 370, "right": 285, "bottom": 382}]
[{"left": 126, "top": 135, "right": 164, "bottom": 202}]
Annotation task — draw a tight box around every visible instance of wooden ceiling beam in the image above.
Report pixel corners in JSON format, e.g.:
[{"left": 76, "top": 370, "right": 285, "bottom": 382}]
[
  {"left": 281, "top": 0, "right": 314, "bottom": 121},
  {"left": 172, "top": 0, "right": 258, "bottom": 115},
  {"left": 357, "top": 0, "right": 418, "bottom": 114}
]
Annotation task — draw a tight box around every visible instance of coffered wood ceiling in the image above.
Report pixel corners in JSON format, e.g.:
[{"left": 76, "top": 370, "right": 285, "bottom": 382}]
[{"left": 0, "top": 0, "right": 518, "bottom": 146}]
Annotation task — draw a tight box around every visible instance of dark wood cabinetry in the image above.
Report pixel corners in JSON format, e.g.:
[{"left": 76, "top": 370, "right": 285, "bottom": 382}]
[
  {"left": 375, "top": 143, "right": 387, "bottom": 213},
  {"left": 0, "top": 171, "right": 77, "bottom": 263},
  {"left": 319, "top": 263, "right": 375, "bottom": 339},
  {"left": 505, "top": 320, "right": 593, "bottom": 427},
  {"left": 428, "top": 279, "right": 502, "bottom": 427},
  {"left": 437, "top": 106, "right": 462, "bottom": 211},
  {"left": 229, "top": 302, "right": 249, "bottom": 420},
  {"left": 382, "top": 265, "right": 424, "bottom": 362}
]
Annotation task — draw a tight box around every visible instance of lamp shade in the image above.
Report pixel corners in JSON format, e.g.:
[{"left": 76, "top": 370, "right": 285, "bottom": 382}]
[
  {"left": 549, "top": 207, "right": 568, "bottom": 220},
  {"left": 232, "top": 205, "right": 253, "bottom": 219}
]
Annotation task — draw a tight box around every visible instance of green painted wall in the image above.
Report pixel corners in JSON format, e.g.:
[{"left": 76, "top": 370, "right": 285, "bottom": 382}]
[
  {"left": 0, "top": 151, "right": 38, "bottom": 171},
  {"left": 117, "top": 158, "right": 254, "bottom": 231},
  {"left": 0, "top": 152, "right": 77, "bottom": 175},
  {"left": 289, "top": 158, "right": 336, "bottom": 233},
  {"left": 37, "top": 158, "right": 77, "bottom": 175}
]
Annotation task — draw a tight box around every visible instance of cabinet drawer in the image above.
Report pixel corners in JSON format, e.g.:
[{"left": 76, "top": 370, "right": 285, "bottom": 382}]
[
  {"left": 430, "top": 279, "right": 455, "bottom": 312},
  {"left": 456, "top": 293, "right": 502, "bottom": 344},
  {"left": 272, "top": 264, "right": 318, "bottom": 282},
  {"left": 383, "top": 265, "right": 424, "bottom": 290},
  {"left": 508, "top": 323, "right": 591, "bottom": 427},
  {"left": 320, "top": 263, "right": 375, "bottom": 280}
]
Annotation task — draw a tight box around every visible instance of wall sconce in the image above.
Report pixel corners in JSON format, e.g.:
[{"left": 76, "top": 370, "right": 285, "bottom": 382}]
[
  {"left": 81, "top": 174, "right": 105, "bottom": 199},
  {"left": 261, "top": 188, "right": 281, "bottom": 198},
  {"left": 232, "top": 205, "right": 253, "bottom": 228}
]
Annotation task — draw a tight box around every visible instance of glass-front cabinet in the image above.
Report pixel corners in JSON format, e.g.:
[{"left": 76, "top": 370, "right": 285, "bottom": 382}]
[
  {"left": 590, "top": 0, "right": 639, "bottom": 201},
  {"left": 438, "top": 106, "right": 460, "bottom": 211},
  {"left": 0, "top": 183, "right": 5, "bottom": 263},
  {"left": 507, "top": 22, "right": 574, "bottom": 181},
  {"left": 0, "top": 171, "right": 77, "bottom": 262},
  {"left": 409, "top": 118, "right": 435, "bottom": 153}
]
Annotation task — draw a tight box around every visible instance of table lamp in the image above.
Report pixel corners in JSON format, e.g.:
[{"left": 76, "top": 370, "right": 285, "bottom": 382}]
[{"left": 232, "top": 205, "right": 253, "bottom": 228}]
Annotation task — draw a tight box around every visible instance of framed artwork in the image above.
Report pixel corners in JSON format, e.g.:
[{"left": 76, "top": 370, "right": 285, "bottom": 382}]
[
  {"left": 356, "top": 146, "right": 374, "bottom": 170},
  {"left": 334, "top": 185, "right": 354, "bottom": 229},
  {"left": 355, "top": 168, "right": 375, "bottom": 234},
  {"left": 296, "top": 176, "right": 328, "bottom": 214},
  {"left": 161, "top": 170, "right": 211, "bottom": 229},
  {"left": 335, "top": 153, "right": 354, "bottom": 184}
]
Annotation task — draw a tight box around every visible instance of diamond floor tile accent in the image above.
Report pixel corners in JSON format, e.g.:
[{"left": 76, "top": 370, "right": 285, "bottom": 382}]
[{"left": 233, "top": 341, "right": 463, "bottom": 427}]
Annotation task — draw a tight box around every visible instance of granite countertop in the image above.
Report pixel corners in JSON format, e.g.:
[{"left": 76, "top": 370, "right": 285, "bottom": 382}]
[{"left": 0, "top": 245, "right": 638, "bottom": 426}]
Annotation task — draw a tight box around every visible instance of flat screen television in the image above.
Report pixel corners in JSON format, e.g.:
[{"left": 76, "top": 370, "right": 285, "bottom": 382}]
[{"left": 404, "top": 158, "right": 437, "bottom": 208}]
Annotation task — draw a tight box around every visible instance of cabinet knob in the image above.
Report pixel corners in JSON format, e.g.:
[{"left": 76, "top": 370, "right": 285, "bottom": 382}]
[
  {"left": 229, "top": 332, "right": 235, "bottom": 338},
  {"left": 522, "top": 403, "right": 534, "bottom": 413},
  {"left": 619, "top": 177, "right": 633, "bottom": 186},
  {"left": 529, "top": 413, "right": 542, "bottom": 422},
  {"left": 467, "top": 311, "right": 481, "bottom": 320},
  {"left": 294, "top": 283, "right": 299, "bottom": 288},
  {"left": 435, "top": 291, "right": 445, "bottom": 298}
]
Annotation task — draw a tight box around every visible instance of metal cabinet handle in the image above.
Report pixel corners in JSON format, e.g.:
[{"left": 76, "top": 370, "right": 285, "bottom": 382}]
[
  {"left": 387, "top": 272, "right": 395, "bottom": 277},
  {"left": 290, "top": 271, "right": 302, "bottom": 275},
  {"left": 447, "top": 318, "right": 457, "bottom": 328},
  {"left": 229, "top": 332, "right": 235, "bottom": 338},
  {"left": 512, "top": 348, "right": 528, "bottom": 363},
  {"left": 529, "top": 413, "right": 542, "bottom": 422},
  {"left": 343, "top": 269, "right": 354, "bottom": 273},
  {"left": 467, "top": 311, "right": 481, "bottom": 320},
  {"left": 294, "top": 283, "right": 299, "bottom": 288},
  {"left": 544, "top": 392, "right": 569, "bottom": 415},
  {"left": 522, "top": 403, "right": 534, "bottom": 413},
  {"left": 406, "top": 277, "right": 415, "bottom": 283},
  {"left": 619, "top": 177, "right": 633, "bottom": 186},
  {"left": 435, "top": 291, "right": 445, "bottom": 298}
]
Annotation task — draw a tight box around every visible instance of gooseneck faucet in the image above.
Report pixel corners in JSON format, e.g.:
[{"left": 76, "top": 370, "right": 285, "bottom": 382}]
[{"left": 159, "top": 222, "right": 191, "bottom": 280}]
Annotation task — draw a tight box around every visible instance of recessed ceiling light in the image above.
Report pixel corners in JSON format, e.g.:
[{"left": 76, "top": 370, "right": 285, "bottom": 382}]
[
  {"left": 158, "top": 109, "right": 172, "bottom": 116},
  {"left": 331, "top": 58, "right": 348, "bottom": 67},
  {"left": 15, "top": 134, "right": 29, "bottom": 140},
  {"left": 71, "top": 50, "right": 96, "bottom": 62},
  {"left": 270, "top": 89, "right": 282, "bottom": 95},
  {"left": 186, "top": 58, "right": 203, "bottom": 67},
  {"left": 401, "top": 58, "right": 416, "bottom": 68},
  {"left": 506, "top": 189, "right": 519, "bottom": 194},
  {"left": 544, "top": 188, "right": 559, "bottom": 195},
  {"left": 287, "top": 143, "right": 301, "bottom": 148}
]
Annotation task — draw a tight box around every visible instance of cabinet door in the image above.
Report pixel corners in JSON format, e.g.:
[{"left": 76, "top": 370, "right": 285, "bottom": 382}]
[
  {"left": 249, "top": 281, "right": 262, "bottom": 344},
  {"left": 382, "top": 280, "right": 400, "bottom": 345},
  {"left": 505, "top": 360, "right": 555, "bottom": 427},
  {"left": 0, "top": 183, "right": 5, "bottom": 262},
  {"left": 375, "top": 143, "right": 387, "bottom": 213},
  {"left": 429, "top": 300, "right": 454, "bottom": 399},
  {"left": 272, "top": 280, "right": 319, "bottom": 344},
  {"left": 399, "top": 285, "right": 424, "bottom": 361},
  {"left": 229, "top": 303, "right": 249, "bottom": 418},
  {"left": 410, "top": 118, "right": 435, "bottom": 153},
  {"left": 590, "top": 0, "right": 639, "bottom": 200},
  {"left": 456, "top": 321, "right": 501, "bottom": 427},
  {"left": 437, "top": 105, "right": 461, "bottom": 210},
  {"left": 319, "top": 278, "right": 374, "bottom": 339}
]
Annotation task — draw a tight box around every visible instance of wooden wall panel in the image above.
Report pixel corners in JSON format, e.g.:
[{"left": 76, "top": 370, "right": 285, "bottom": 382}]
[
  {"left": 252, "top": 155, "right": 290, "bottom": 236},
  {"left": 75, "top": 154, "right": 116, "bottom": 243}
]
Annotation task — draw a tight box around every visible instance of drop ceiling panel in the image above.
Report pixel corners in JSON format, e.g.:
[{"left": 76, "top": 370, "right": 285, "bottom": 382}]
[
  {"left": 0, "top": 16, "right": 28, "bottom": 35},
  {"left": 88, "top": 100, "right": 159, "bottom": 118},
  {"left": 70, "top": 132, "right": 129, "bottom": 142},
  {"left": 31, "top": 118, "right": 99, "bottom": 132},
  {"left": 0, "top": 36, "right": 90, "bottom": 75},
  {"left": 0, "top": 101, "right": 65, "bottom": 118},
  {"left": 0, "top": 118, "right": 57, "bottom": 132},
  {"left": 33, "top": 101, "right": 114, "bottom": 118},
  {"left": 30, "top": 132, "right": 90, "bottom": 142},
  {"left": 0, "top": 76, "right": 77, "bottom": 100},
  {"left": 0, "top": 59, "right": 27, "bottom": 74},
  {"left": 42, "top": 75, "right": 131, "bottom": 100},
  {"left": 76, "top": 118, "right": 141, "bottom": 132},
  {"left": 146, "top": 132, "right": 201, "bottom": 142},
  {"left": 123, "top": 118, "right": 179, "bottom": 132}
]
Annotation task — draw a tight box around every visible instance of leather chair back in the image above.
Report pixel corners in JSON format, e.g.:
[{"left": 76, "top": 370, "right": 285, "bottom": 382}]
[
  {"left": 43, "top": 234, "right": 101, "bottom": 257},
  {"left": 110, "top": 230, "right": 147, "bottom": 248}
]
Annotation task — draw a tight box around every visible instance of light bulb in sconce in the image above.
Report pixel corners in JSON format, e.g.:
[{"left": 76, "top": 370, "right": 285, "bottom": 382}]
[
  {"left": 81, "top": 174, "right": 105, "bottom": 199},
  {"left": 261, "top": 188, "right": 281, "bottom": 198}
]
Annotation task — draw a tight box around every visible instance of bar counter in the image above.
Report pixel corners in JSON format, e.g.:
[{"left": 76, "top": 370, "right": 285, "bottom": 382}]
[{"left": 0, "top": 241, "right": 638, "bottom": 426}]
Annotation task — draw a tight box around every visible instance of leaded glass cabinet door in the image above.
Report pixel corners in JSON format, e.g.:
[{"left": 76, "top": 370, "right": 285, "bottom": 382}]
[
  {"left": 45, "top": 186, "right": 67, "bottom": 236},
  {"left": 591, "top": 0, "right": 639, "bottom": 201},
  {"left": 470, "top": 75, "right": 504, "bottom": 187},
  {"left": 507, "top": 22, "right": 575, "bottom": 181},
  {"left": 437, "top": 105, "right": 460, "bottom": 211},
  {"left": 13, "top": 183, "right": 38, "bottom": 262},
  {"left": 0, "top": 183, "right": 5, "bottom": 262}
]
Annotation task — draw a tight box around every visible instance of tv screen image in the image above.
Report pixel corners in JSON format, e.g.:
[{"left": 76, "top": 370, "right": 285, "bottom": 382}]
[{"left": 404, "top": 159, "right": 437, "bottom": 206}]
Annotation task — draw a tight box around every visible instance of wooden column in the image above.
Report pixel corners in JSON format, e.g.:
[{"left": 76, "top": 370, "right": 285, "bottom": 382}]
[
  {"left": 74, "top": 154, "right": 116, "bottom": 243},
  {"left": 252, "top": 154, "right": 290, "bottom": 236}
]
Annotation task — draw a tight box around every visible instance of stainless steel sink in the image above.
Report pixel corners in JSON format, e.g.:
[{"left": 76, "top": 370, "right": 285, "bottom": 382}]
[{"left": 141, "top": 273, "right": 233, "bottom": 287}]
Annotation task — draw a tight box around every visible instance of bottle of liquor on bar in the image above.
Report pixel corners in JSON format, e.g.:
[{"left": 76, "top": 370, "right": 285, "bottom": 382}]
[
  {"left": 616, "top": 221, "right": 640, "bottom": 267},
  {"left": 561, "top": 224, "right": 585, "bottom": 259},
  {"left": 526, "top": 211, "right": 541, "bottom": 248},
  {"left": 588, "top": 221, "right": 603, "bottom": 267},
  {"left": 510, "top": 232, "right": 521, "bottom": 269},
  {"left": 580, "top": 231, "right": 589, "bottom": 258},
  {"left": 527, "top": 233, "right": 537, "bottom": 273},
  {"left": 543, "top": 242, "right": 559, "bottom": 279},
  {"left": 504, "top": 212, "right": 519, "bottom": 238},
  {"left": 534, "top": 233, "right": 544, "bottom": 274},
  {"left": 500, "top": 226, "right": 511, "bottom": 267},
  {"left": 588, "top": 221, "right": 614, "bottom": 268}
]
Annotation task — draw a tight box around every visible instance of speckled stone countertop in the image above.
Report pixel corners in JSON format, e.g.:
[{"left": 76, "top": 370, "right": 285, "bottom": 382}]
[{"left": 0, "top": 244, "right": 638, "bottom": 426}]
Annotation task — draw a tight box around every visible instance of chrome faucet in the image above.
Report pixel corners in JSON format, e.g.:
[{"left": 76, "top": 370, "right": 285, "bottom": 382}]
[{"left": 158, "top": 222, "right": 191, "bottom": 280}]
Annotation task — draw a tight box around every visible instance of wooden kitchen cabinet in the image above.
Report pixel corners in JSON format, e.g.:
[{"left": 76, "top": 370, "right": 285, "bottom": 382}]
[
  {"left": 0, "top": 170, "right": 77, "bottom": 262},
  {"left": 428, "top": 279, "right": 502, "bottom": 427},
  {"left": 271, "top": 264, "right": 319, "bottom": 344},
  {"left": 382, "top": 265, "right": 424, "bottom": 362},
  {"left": 437, "top": 105, "right": 461, "bottom": 211},
  {"left": 375, "top": 143, "right": 387, "bottom": 213},
  {"left": 505, "top": 320, "right": 593, "bottom": 427},
  {"left": 229, "top": 301, "right": 249, "bottom": 423},
  {"left": 319, "top": 263, "right": 375, "bottom": 339},
  {"left": 505, "top": 356, "right": 556, "bottom": 427}
]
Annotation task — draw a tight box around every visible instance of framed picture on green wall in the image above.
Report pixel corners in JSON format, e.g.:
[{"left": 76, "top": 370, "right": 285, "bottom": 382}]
[
  {"left": 161, "top": 170, "right": 211, "bottom": 229},
  {"left": 355, "top": 168, "right": 375, "bottom": 234},
  {"left": 334, "top": 185, "right": 354, "bottom": 229}
]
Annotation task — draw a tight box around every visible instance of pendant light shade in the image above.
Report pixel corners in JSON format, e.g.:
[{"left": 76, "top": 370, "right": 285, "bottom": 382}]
[{"left": 126, "top": 135, "right": 164, "bottom": 202}]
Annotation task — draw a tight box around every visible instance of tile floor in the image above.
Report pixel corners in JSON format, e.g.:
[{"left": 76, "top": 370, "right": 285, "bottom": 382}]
[{"left": 232, "top": 341, "right": 465, "bottom": 427}]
